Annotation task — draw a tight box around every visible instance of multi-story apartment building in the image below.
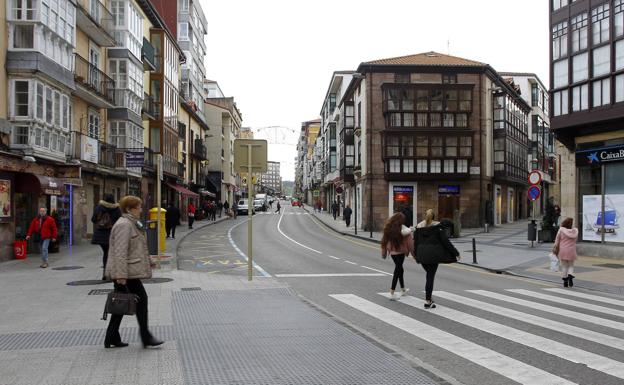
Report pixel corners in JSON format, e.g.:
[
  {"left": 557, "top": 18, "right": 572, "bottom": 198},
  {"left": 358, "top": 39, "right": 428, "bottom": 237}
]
[
  {"left": 318, "top": 71, "right": 354, "bottom": 211},
  {"left": 295, "top": 119, "right": 320, "bottom": 203},
  {"left": 500, "top": 72, "right": 556, "bottom": 216},
  {"left": 336, "top": 52, "right": 531, "bottom": 230},
  {"left": 204, "top": 82, "right": 243, "bottom": 205},
  {"left": 239, "top": 127, "right": 253, "bottom": 139},
  {"left": 260, "top": 161, "right": 281, "bottom": 195},
  {"left": 550, "top": 0, "right": 624, "bottom": 256}
]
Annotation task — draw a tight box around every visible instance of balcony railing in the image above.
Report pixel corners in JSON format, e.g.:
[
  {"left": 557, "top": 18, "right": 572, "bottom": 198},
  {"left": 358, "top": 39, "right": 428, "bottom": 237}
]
[
  {"left": 74, "top": 54, "right": 115, "bottom": 105},
  {"left": 143, "top": 148, "right": 156, "bottom": 171},
  {"left": 142, "top": 37, "right": 156, "bottom": 71},
  {"left": 69, "top": 131, "right": 120, "bottom": 169},
  {"left": 178, "top": 162, "right": 186, "bottom": 178},
  {"left": 192, "top": 138, "right": 207, "bottom": 160},
  {"left": 75, "top": 0, "right": 115, "bottom": 46},
  {"left": 142, "top": 93, "right": 157, "bottom": 119}
]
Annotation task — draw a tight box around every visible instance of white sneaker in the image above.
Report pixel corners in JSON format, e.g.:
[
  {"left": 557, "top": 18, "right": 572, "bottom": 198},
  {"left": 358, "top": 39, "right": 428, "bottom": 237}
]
[
  {"left": 401, "top": 288, "right": 410, "bottom": 297},
  {"left": 389, "top": 292, "right": 399, "bottom": 301}
]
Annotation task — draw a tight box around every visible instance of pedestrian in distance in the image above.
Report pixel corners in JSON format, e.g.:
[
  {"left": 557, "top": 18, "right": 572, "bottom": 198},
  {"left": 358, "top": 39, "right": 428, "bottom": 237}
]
[
  {"left": 91, "top": 194, "right": 121, "bottom": 280},
  {"left": 187, "top": 202, "right": 196, "bottom": 229},
  {"left": 413, "top": 209, "right": 460, "bottom": 309},
  {"left": 332, "top": 201, "right": 339, "bottom": 220},
  {"left": 275, "top": 201, "right": 281, "bottom": 214},
  {"left": 381, "top": 212, "right": 413, "bottom": 300},
  {"left": 104, "top": 195, "right": 164, "bottom": 349},
  {"left": 232, "top": 200, "right": 238, "bottom": 219},
  {"left": 217, "top": 200, "right": 223, "bottom": 218},
  {"left": 223, "top": 200, "right": 230, "bottom": 217},
  {"left": 209, "top": 201, "right": 217, "bottom": 221},
  {"left": 553, "top": 217, "right": 578, "bottom": 287},
  {"left": 26, "top": 207, "right": 58, "bottom": 268},
  {"left": 343, "top": 204, "right": 353, "bottom": 227},
  {"left": 165, "top": 202, "right": 180, "bottom": 239}
]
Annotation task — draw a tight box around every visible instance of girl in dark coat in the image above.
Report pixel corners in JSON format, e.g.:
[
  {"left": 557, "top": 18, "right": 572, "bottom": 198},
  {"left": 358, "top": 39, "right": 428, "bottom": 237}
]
[
  {"left": 414, "top": 209, "right": 460, "bottom": 309},
  {"left": 91, "top": 194, "right": 122, "bottom": 280}
]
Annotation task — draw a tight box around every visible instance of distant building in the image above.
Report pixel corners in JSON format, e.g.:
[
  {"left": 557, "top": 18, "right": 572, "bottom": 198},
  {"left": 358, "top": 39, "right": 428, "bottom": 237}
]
[
  {"left": 239, "top": 127, "right": 254, "bottom": 139},
  {"left": 260, "top": 161, "right": 282, "bottom": 195}
]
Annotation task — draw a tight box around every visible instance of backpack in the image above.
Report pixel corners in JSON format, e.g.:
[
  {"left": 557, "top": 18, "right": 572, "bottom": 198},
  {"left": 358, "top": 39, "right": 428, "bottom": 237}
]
[{"left": 96, "top": 210, "right": 113, "bottom": 230}]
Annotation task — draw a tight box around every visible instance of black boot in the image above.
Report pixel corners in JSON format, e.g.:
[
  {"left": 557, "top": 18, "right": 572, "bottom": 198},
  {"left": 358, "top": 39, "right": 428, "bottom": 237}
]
[
  {"left": 568, "top": 275, "right": 574, "bottom": 287},
  {"left": 563, "top": 277, "right": 569, "bottom": 287}
]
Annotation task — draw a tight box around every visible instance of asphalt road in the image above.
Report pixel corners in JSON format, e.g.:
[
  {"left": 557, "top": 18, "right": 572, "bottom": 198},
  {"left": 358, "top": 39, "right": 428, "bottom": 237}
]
[{"left": 194, "top": 201, "right": 624, "bottom": 385}]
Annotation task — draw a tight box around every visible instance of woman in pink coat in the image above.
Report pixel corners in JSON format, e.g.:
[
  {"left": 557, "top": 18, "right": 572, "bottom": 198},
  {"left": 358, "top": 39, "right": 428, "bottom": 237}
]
[{"left": 553, "top": 217, "right": 578, "bottom": 287}]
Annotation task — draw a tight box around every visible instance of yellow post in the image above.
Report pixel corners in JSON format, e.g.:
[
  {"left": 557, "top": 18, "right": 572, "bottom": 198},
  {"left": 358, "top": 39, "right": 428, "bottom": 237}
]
[{"left": 149, "top": 207, "right": 167, "bottom": 253}]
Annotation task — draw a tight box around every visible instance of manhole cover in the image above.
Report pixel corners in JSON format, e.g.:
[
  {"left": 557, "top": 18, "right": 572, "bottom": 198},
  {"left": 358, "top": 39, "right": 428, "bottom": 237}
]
[
  {"left": 594, "top": 263, "right": 624, "bottom": 269},
  {"left": 52, "top": 266, "right": 84, "bottom": 271},
  {"left": 66, "top": 280, "right": 109, "bottom": 286},
  {"left": 181, "top": 287, "right": 201, "bottom": 291},
  {"left": 88, "top": 289, "right": 113, "bottom": 295},
  {"left": 142, "top": 278, "right": 174, "bottom": 284}
]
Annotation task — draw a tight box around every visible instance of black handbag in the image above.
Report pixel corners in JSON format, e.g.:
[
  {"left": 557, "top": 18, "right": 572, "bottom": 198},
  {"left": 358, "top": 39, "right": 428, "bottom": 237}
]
[{"left": 101, "top": 287, "right": 139, "bottom": 320}]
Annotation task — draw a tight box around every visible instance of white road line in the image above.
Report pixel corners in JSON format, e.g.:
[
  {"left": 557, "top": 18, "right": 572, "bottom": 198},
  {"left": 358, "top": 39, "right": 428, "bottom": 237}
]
[
  {"left": 470, "top": 290, "right": 624, "bottom": 331},
  {"left": 380, "top": 293, "right": 624, "bottom": 380},
  {"left": 227, "top": 220, "right": 271, "bottom": 277},
  {"left": 344, "top": 260, "right": 357, "bottom": 265},
  {"left": 328, "top": 255, "right": 340, "bottom": 260},
  {"left": 435, "top": 291, "right": 624, "bottom": 351},
  {"left": 360, "top": 265, "right": 393, "bottom": 276},
  {"left": 544, "top": 288, "right": 624, "bottom": 308},
  {"left": 330, "top": 294, "right": 574, "bottom": 385},
  {"left": 508, "top": 289, "right": 624, "bottom": 319},
  {"left": 276, "top": 210, "right": 322, "bottom": 254},
  {"left": 275, "top": 273, "right": 386, "bottom": 278}
]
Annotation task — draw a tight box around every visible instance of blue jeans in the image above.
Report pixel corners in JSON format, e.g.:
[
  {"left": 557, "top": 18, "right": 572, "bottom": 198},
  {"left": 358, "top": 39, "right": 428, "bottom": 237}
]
[{"left": 41, "top": 239, "right": 50, "bottom": 262}]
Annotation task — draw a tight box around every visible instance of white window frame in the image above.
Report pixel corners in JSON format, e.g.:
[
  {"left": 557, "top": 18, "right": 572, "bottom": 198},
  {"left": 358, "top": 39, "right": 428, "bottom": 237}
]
[
  {"left": 88, "top": 109, "right": 101, "bottom": 139},
  {"left": 12, "top": 79, "right": 31, "bottom": 118}
]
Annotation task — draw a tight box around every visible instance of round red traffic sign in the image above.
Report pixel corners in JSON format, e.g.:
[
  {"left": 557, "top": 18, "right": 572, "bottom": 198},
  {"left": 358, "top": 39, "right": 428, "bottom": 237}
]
[
  {"left": 527, "top": 185, "right": 541, "bottom": 201},
  {"left": 528, "top": 170, "right": 542, "bottom": 185}
]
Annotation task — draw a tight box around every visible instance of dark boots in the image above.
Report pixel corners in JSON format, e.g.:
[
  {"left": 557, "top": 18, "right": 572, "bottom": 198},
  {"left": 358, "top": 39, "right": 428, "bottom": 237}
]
[
  {"left": 562, "top": 275, "right": 575, "bottom": 287},
  {"left": 563, "top": 277, "right": 569, "bottom": 287}
]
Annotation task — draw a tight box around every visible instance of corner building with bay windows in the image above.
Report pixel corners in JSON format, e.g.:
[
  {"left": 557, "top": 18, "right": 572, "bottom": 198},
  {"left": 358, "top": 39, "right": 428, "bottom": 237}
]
[
  {"left": 338, "top": 52, "right": 531, "bottom": 231},
  {"left": 550, "top": 0, "right": 624, "bottom": 257}
]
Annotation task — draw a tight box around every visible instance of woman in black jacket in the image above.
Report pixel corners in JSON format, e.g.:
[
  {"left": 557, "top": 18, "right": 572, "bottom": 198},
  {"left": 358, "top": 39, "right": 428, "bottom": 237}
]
[
  {"left": 414, "top": 209, "right": 460, "bottom": 309},
  {"left": 91, "top": 194, "right": 122, "bottom": 280}
]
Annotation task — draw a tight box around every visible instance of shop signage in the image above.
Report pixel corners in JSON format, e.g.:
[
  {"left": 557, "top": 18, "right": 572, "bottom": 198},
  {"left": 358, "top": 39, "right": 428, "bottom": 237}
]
[
  {"left": 393, "top": 186, "right": 414, "bottom": 193},
  {"left": 576, "top": 144, "right": 624, "bottom": 165},
  {"left": 125, "top": 151, "right": 144, "bottom": 168},
  {"left": 81, "top": 136, "right": 99, "bottom": 164},
  {"left": 470, "top": 166, "right": 481, "bottom": 175},
  {"left": 0, "top": 179, "right": 11, "bottom": 221},
  {"left": 438, "top": 185, "right": 460, "bottom": 195}
]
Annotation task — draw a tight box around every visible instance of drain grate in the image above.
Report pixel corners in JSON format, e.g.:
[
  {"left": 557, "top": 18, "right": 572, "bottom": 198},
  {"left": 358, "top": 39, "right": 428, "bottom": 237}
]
[
  {"left": 594, "top": 263, "right": 624, "bottom": 269},
  {"left": 143, "top": 277, "right": 174, "bottom": 284},
  {"left": 52, "top": 266, "right": 84, "bottom": 271},
  {"left": 181, "top": 287, "right": 201, "bottom": 291},
  {"left": 88, "top": 289, "right": 113, "bottom": 295},
  {"left": 67, "top": 280, "right": 109, "bottom": 286}
]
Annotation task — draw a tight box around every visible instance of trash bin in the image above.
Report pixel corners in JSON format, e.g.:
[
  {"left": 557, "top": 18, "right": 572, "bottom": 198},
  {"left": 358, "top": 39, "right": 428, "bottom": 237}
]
[
  {"left": 13, "top": 240, "right": 27, "bottom": 260},
  {"left": 148, "top": 207, "right": 167, "bottom": 253},
  {"left": 146, "top": 220, "right": 158, "bottom": 256},
  {"left": 528, "top": 220, "right": 537, "bottom": 241}
]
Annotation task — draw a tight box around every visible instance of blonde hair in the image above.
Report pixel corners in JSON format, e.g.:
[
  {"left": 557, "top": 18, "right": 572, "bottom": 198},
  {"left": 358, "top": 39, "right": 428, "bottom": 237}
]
[
  {"left": 119, "top": 195, "right": 142, "bottom": 213},
  {"left": 425, "top": 209, "right": 435, "bottom": 227}
]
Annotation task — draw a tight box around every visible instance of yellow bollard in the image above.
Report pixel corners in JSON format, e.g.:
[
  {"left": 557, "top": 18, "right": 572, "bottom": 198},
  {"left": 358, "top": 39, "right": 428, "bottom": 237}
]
[{"left": 149, "top": 207, "right": 167, "bottom": 253}]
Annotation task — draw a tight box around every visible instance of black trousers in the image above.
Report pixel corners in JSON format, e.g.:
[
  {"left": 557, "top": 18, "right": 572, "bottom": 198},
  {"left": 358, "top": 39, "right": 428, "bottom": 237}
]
[
  {"left": 391, "top": 254, "right": 406, "bottom": 290},
  {"left": 165, "top": 223, "right": 176, "bottom": 238},
  {"left": 100, "top": 244, "right": 109, "bottom": 277},
  {"left": 345, "top": 217, "right": 351, "bottom": 227},
  {"left": 333, "top": 211, "right": 337, "bottom": 220},
  {"left": 188, "top": 216, "right": 195, "bottom": 228},
  {"left": 105, "top": 279, "right": 152, "bottom": 344},
  {"left": 421, "top": 263, "right": 439, "bottom": 301}
]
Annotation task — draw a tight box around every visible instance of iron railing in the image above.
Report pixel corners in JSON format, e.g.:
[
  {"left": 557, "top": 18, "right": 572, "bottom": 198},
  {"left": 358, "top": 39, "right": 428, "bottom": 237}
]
[
  {"left": 76, "top": 0, "right": 114, "bottom": 35},
  {"left": 142, "top": 93, "right": 157, "bottom": 119},
  {"left": 74, "top": 54, "right": 115, "bottom": 104}
]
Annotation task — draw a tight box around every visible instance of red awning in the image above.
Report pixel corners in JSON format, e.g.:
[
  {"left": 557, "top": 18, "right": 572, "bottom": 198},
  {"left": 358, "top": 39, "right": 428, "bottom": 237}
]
[{"left": 167, "top": 183, "right": 199, "bottom": 198}]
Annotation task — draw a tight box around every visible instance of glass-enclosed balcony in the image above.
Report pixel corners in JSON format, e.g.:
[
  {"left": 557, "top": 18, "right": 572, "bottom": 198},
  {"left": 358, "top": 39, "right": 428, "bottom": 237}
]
[{"left": 75, "top": 0, "right": 115, "bottom": 46}]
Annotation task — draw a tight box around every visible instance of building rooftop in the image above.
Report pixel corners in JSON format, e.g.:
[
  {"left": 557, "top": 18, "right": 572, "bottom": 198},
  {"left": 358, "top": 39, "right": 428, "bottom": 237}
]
[{"left": 362, "top": 51, "right": 487, "bottom": 67}]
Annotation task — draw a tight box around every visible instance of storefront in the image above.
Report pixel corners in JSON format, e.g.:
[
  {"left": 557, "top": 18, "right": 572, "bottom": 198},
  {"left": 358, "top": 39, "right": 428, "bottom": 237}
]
[
  {"left": 575, "top": 141, "right": 624, "bottom": 245},
  {"left": 387, "top": 182, "right": 417, "bottom": 218}
]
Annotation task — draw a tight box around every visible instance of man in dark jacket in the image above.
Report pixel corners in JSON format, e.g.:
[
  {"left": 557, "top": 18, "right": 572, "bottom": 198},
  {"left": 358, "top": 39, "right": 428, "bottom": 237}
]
[
  {"left": 165, "top": 202, "right": 181, "bottom": 239},
  {"left": 343, "top": 205, "right": 353, "bottom": 227},
  {"left": 91, "top": 195, "right": 121, "bottom": 279},
  {"left": 217, "top": 200, "right": 223, "bottom": 218},
  {"left": 331, "top": 201, "right": 339, "bottom": 220}
]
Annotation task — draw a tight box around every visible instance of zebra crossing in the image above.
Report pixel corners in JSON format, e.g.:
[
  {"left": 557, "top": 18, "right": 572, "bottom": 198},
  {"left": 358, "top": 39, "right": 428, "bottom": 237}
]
[{"left": 330, "top": 287, "right": 624, "bottom": 385}]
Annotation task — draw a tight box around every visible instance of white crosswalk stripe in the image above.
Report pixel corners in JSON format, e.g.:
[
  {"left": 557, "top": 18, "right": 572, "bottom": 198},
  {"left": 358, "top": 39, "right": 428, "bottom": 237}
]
[
  {"left": 434, "top": 290, "right": 624, "bottom": 351},
  {"left": 469, "top": 290, "right": 624, "bottom": 331},
  {"left": 378, "top": 293, "right": 624, "bottom": 380},
  {"left": 507, "top": 289, "right": 624, "bottom": 319},
  {"left": 544, "top": 288, "right": 624, "bottom": 307},
  {"left": 330, "top": 288, "right": 624, "bottom": 384},
  {"left": 330, "top": 294, "right": 575, "bottom": 385}
]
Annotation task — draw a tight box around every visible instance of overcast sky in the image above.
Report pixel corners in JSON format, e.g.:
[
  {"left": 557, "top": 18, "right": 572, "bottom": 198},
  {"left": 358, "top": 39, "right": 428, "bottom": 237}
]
[{"left": 199, "top": 0, "right": 550, "bottom": 181}]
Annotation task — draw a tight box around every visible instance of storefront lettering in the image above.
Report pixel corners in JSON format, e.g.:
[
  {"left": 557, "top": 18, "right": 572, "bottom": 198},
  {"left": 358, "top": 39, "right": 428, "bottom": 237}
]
[{"left": 600, "top": 149, "right": 624, "bottom": 161}]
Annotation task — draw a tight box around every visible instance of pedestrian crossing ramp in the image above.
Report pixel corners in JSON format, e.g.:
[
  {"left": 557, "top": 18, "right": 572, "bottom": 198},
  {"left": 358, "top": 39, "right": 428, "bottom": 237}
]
[{"left": 331, "top": 288, "right": 624, "bottom": 385}]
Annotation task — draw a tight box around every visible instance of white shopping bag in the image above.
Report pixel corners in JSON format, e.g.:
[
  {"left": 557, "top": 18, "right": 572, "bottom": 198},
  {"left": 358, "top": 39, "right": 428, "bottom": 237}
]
[{"left": 549, "top": 253, "right": 560, "bottom": 272}]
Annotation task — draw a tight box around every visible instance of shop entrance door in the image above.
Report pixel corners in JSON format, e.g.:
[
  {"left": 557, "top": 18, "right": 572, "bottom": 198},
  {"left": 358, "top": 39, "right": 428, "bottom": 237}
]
[{"left": 438, "top": 195, "right": 459, "bottom": 221}]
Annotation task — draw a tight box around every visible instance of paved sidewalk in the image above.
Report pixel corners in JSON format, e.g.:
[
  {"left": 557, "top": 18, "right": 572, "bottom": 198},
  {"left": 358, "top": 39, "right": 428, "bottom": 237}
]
[
  {"left": 303, "top": 204, "right": 624, "bottom": 294},
  {"left": 0, "top": 214, "right": 443, "bottom": 385}
]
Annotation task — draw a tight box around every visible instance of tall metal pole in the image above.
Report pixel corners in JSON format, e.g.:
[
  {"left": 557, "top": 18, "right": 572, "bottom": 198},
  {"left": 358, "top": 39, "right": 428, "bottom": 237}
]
[
  {"left": 354, "top": 184, "right": 358, "bottom": 235},
  {"left": 247, "top": 144, "right": 253, "bottom": 281},
  {"left": 156, "top": 154, "right": 162, "bottom": 268}
]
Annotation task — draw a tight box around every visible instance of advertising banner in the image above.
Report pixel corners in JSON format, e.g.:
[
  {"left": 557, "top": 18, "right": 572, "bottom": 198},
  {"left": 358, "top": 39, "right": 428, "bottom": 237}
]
[
  {"left": 0, "top": 179, "right": 11, "bottom": 219},
  {"left": 582, "top": 194, "right": 624, "bottom": 243},
  {"left": 81, "top": 136, "right": 98, "bottom": 164}
]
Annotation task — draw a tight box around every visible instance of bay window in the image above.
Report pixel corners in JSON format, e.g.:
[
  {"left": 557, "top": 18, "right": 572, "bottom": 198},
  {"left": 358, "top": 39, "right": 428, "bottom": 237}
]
[
  {"left": 592, "top": 4, "right": 610, "bottom": 45},
  {"left": 36, "top": 83, "right": 44, "bottom": 120},
  {"left": 553, "top": 59, "right": 568, "bottom": 88},
  {"left": 572, "top": 84, "right": 589, "bottom": 111},
  {"left": 552, "top": 21, "right": 568, "bottom": 60},
  {"left": 12, "top": 0, "right": 37, "bottom": 20},
  {"left": 571, "top": 13, "right": 588, "bottom": 52},
  {"left": 553, "top": 90, "right": 569, "bottom": 116},
  {"left": 88, "top": 109, "right": 100, "bottom": 139},
  {"left": 13, "top": 24, "right": 34, "bottom": 48},
  {"left": 592, "top": 78, "right": 610, "bottom": 107},
  {"left": 14, "top": 126, "right": 29, "bottom": 145},
  {"left": 592, "top": 45, "right": 610, "bottom": 77},
  {"left": 14, "top": 81, "right": 30, "bottom": 117},
  {"left": 572, "top": 53, "right": 588, "bottom": 82},
  {"left": 616, "top": 0, "right": 624, "bottom": 37},
  {"left": 616, "top": 40, "right": 624, "bottom": 71}
]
